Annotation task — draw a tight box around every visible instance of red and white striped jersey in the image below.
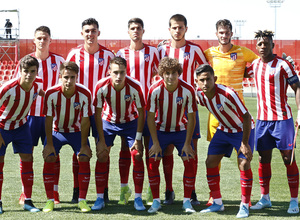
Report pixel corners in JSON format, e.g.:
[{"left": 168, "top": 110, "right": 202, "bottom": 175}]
[
  {"left": 247, "top": 55, "right": 299, "bottom": 121},
  {"left": 14, "top": 52, "right": 65, "bottom": 117},
  {"left": 93, "top": 75, "right": 145, "bottom": 124},
  {"left": 0, "top": 77, "right": 43, "bottom": 130},
  {"left": 116, "top": 44, "right": 160, "bottom": 101},
  {"left": 66, "top": 44, "right": 115, "bottom": 97},
  {"left": 147, "top": 78, "right": 197, "bottom": 132},
  {"left": 158, "top": 40, "right": 207, "bottom": 87},
  {"left": 43, "top": 83, "right": 93, "bottom": 133},
  {"left": 197, "top": 84, "right": 255, "bottom": 133}
]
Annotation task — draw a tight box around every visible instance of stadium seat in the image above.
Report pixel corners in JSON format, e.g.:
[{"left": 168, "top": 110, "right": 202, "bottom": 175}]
[
  {"left": 2, "top": 61, "right": 7, "bottom": 65},
  {"left": 8, "top": 60, "right": 14, "bottom": 65},
  {"left": 7, "top": 64, "right": 13, "bottom": 70},
  {"left": 0, "top": 70, "right": 4, "bottom": 76},
  {"left": 3, "top": 75, "right": 10, "bottom": 81},
  {"left": 1, "top": 65, "right": 6, "bottom": 70},
  {"left": 0, "top": 75, "right": 3, "bottom": 81}
]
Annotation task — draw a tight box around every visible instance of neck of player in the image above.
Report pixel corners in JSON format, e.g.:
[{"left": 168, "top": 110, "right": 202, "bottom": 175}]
[
  {"left": 219, "top": 43, "right": 233, "bottom": 53},
  {"left": 171, "top": 38, "right": 186, "bottom": 49},
  {"left": 130, "top": 41, "right": 144, "bottom": 51},
  {"left": 35, "top": 49, "right": 49, "bottom": 61},
  {"left": 84, "top": 43, "right": 100, "bottom": 54}
]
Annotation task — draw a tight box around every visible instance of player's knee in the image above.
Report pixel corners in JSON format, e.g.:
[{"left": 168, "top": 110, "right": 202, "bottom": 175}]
[
  {"left": 238, "top": 158, "right": 251, "bottom": 171},
  {"left": 164, "top": 144, "right": 174, "bottom": 156},
  {"left": 78, "top": 155, "right": 90, "bottom": 162},
  {"left": 45, "top": 155, "right": 56, "bottom": 163},
  {"left": 97, "top": 152, "right": 109, "bottom": 162}
]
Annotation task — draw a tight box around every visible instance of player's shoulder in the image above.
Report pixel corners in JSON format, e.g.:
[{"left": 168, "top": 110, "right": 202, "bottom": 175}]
[
  {"left": 46, "top": 83, "right": 61, "bottom": 93},
  {"left": 99, "top": 44, "right": 114, "bottom": 54},
  {"left": 126, "top": 75, "right": 143, "bottom": 87},
  {"left": 0, "top": 78, "right": 19, "bottom": 92},
  {"left": 96, "top": 76, "right": 111, "bottom": 87},
  {"left": 179, "top": 78, "right": 195, "bottom": 90},
  {"left": 34, "top": 76, "right": 43, "bottom": 83},
  {"left": 76, "top": 83, "right": 92, "bottom": 94}
]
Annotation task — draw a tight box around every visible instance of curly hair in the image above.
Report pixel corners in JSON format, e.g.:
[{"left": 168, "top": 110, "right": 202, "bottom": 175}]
[
  {"left": 254, "top": 30, "right": 274, "bottom": 40},
  {"left": 158, "top": 57, "right": 182, "bottom": 77}
]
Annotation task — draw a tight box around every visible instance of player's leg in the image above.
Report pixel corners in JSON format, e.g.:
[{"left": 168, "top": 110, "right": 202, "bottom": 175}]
[
  {"left": 162, "top": 144, "right": 175, "bottom": 205},
  {"left": 0, "top": 156, "right": 4, "bottom": 214},
  {"left": 0, "top": 129, "right": 9, "bottom": 215}
]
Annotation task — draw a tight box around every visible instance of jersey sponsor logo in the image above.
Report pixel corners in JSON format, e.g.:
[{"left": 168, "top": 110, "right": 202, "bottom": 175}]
[
  {"left": 51, "top": 63, "right": 58, "bottom": 71},
  {"left": 183, "top": 52, "right": 190, "bottom": 60},
  {"left": 230, "top": 53, "right": 237, "bottom": 61},
  {"left": 144, "top": 54, "right": 150, "bottom": 62},
  {"left": 32, "top": 92, "right": 38, "bottom": 101},
  {"left": 124, "top": 95, "right": 131, "bottom": 102},
  {"left": 74, "top": 102, "right": 81, "bottom": 110},
  {"left": 98, "top": 58, "right": 104, "bottom": 66},
  {"left": 217, "top": 104, "right": 224, "bottom": 111},
  {"left": 176, "top": 97, "right": 183, "bottom": 105}
]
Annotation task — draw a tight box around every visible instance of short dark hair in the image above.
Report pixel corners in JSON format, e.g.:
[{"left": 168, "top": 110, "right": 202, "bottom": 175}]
[
  {"left": 19, "top": 55, "right": 39, "bottom": 71},
  {"left": 60, "top": 61, "right": 79, "bottom": 75},
  {"left": 216, "top": 19, "right": 232, "bottom": 31},
  {"left": 82, "top": 18, "right": 99, "bottom": 29},
  {"left": 110, "top": 57, "right": 127, "bottom": 68},
  {"left": 169, "top": 14, "right": 187, "bottom": 27},
  {"left": 254, "top": 30, "right": 274, "bottom": 43},
  {"left": 128, "top": 18, "right": 144, "bottom": 29},
  {"left": 158, "top": 57, "right": 182, "bottom": 77},
  {"left": 196, "top": 64, "right": 214, "bottom": 77},
  {"left": 35, "top": 26, "right": 51, "bottom": 36}
]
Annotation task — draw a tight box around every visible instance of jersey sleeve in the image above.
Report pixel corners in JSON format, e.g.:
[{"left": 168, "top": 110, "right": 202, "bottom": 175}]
[
  {"left": 241, "top": 47, "right": 259, "bottom": 63},
  {"left": 186, "top": 88, "right": 198, "bottom": 113},
  {"left": 43, "top": 90, "right": 54, "bottom": 117}
]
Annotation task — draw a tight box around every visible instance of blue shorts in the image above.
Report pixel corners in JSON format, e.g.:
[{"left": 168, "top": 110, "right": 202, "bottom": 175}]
[
  {"left": 0, "top": 123, "right": 33, "bottom": 156},
  {"left": 44, "top": 131, "right": 90, "bottom": 156},
  {"left": 102, "top": 119, "right": 137, "bottom": 148},
  {"left": 149, "top": 130, "right": 194, "bottom": 158},
  {"left": 90, "top": 115, "right": 98, "bottom": 138},
  {"left": 27, "top": 115, "right": 46, "bottom": 146},
  {"left": 208, "top": 129, "right": 255, "bottom": 159},
  {"left": 185, "top": 110, "right": 201, "bottom": 139},
  {"left": 255, "top": 118, "right": 295, "bottom": 151}
]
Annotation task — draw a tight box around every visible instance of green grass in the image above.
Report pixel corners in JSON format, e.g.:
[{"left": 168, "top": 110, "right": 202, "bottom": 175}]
[{"left": 1, "top": 97, "right": 300, "bottom": 219}]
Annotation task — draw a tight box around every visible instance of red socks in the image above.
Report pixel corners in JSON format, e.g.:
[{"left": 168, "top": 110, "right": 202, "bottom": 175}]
[
  {"left": 240, "top": 169, "right": 253, "bottom": 203},
  {"left": 20, "top": 161, "right": 34, "bottom": 199},
  {"left": 131, "top": 150, "right": 144, "bottom": 194},
  {"left": 258, "top": 162, "right": 271, "bottom": 195},
  {"left": 183, "top": 159, "right": 195, "bottom": 198},
  {"left": 95, "top": 160, "right": 108, "bottom": 194},
  {"left": 285, "top": 161, "right": 299, "bottom": 198},
  {"left": 207, "top": 166, "right": 221, "bottom": 199},
  {"left": 54, "top": 155, "right": 60, "bottom": 189},
  {"left": 0, "top": 162, "right": 3, "bottom": 200},
  {"left": 119, "top": 150, "right": 131, "bottom": 184},
  {"left": 148, "top": 158, "right": 161, "bottom": 199},
  {"left": 43, "top": 161, "right": 55, "bottom": 199},
  {"left": 72, "top": 153, "right": 79, "bottom": 189},
  {"left": 163, "top": 154, "right": 174, "bottom": 192},
  {"left": 78, "top": 161, "right": 90, "bottom": 199}
]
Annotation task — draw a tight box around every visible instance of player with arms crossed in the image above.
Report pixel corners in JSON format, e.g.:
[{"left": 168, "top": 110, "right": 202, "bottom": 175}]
[
  {"left": 0, "top": 55, "right": 43, "bottom": 214},
  {"left": 42, "top": 61, "right": 93, "bottom": 213},
  {"left": 247, "top": 30, "right": 300, "bottom": 214},
  {"left": 147, "top": 57, "right": 197, "bottom": 213},
  {"left": 196, "top": 64, "right": 255, "bottom": 218},
  {"left": 92, "top": 57, "right": 146, "bottom": 211}
]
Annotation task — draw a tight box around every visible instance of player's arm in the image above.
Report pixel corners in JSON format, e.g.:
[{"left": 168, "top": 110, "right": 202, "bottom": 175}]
[
  {"left": 181, "top": 112, "right": 196, "bottom": 160},
  {"left": 0, "top": 132, "right": 5, "bottom": 150},
  {"left": 130, "top": 107, "right": 145, "bottom": 158},
  {"left": 147, "top": 111, "right": 162, "bottom": 161},
  {"left": 78, "top": 116, "right": 92, "bottom": 159},
  {"left": 95, "top": 107, "right": 108, "bottom": 157},
  {"left": 39, "top": 89, "right": 45, "bottom": 97},
  {"left": 290, "top": 81, "right": 300, "bottom": 127},
  {"left": 43, "top": 115, "right": 57, "bottom": 160},
  {"left": 237, "top": 111, "right": 253, "bottom": 161}
]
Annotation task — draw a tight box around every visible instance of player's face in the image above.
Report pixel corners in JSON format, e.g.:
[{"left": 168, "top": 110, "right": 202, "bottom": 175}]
[
  {"left": 256, "top": 37, "right": 274, "bottom": 61},
  {"left": 34, "top": 31, "right": 51, "bottom": 51},
  {"left": 20, "top": 66, "right": 38, "bottom": 85},
  {"left": 216, "top": 26, "right": 233, "bottom": 46},
  {"left": 196, "top": 72, "right": 216, "bottom": 95},
  {"left": 81, "top": 24, "right": 100, "bottom": 45},
  {"left": 162, "top": 70, "right": 179, "bottom": 89},
  {"left": 60, "top": 69, "right": 78, "bottom": 92},
  {"left": 110, "top": 63, "right": 127, "bottom": 90},
  {"left": 169, "top": 20, "right": 187, "bottom": 42},
  {"left": 128, "top": 23, "right": 144, "bottom": 42}
]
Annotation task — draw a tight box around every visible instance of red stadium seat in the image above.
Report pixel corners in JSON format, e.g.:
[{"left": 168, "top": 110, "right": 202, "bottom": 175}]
[
  {"left": 1, "top": 65, "right": 6, "bottom": 70},
  {"left": 0, "top": 70, "right": 4, "bottom": 76},
  {"left": 3, "top": 75, "right": 10, "bottom": 81},
  {"left": 0, "top": 75, "right": 3, "bottom": 81},
  {"left": 5, "top": 70, "right": 11, "bottom": 76},
  {"left": 8, "top": 60, "right": 14, "bottom": 65},
  {"left": 7, "top": 64, "right": 13, "bottom": 70},
  {"left": 2, "top": 61, "right": 7, "bottom": 65}
]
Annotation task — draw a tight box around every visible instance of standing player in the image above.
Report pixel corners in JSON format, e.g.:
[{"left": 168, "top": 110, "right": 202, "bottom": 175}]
[
  {"left": 92, "top": 57, "right": 146, "bottom": 211},
  {"left": 196, "top": 64, "right": 255, "bottom": 218},
  {"left": 204, "top": 19, "right": 258, "bottom": 205},
  {"left": 15, "top": 26, "right": 65, "bottom": 205},
  {"left": 42, "top": 61, "right": 93, "bottom": 213},
  {"left": 147, "top": 57, "right": 197, "bottom": 213},
  {"left": 157, "top": 13, "right": 207, "bottom": 205},
  {"left": 247, "top": 30, "right": 300, "bottom": 214},
  {"left": 0, "top": 55, "right": 43, "bottom": 214},
  {"left": 116, "top": 17, "right": 159, "bottom": 205},
  {"left": 66, "top": 18, "right": 115, "bottom": 203}
]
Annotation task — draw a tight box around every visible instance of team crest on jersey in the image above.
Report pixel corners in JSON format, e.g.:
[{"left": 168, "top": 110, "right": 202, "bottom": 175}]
[
  {"left": 270, "top": 67, "right": 276, "bottom": 75},
  {"left": 124, "top": 95, "right": 131, "bottom": 102},
  {"left": 144, "top": 54, "right": 150, "bottom": 62},
  {"left": 74, "top": 102, "right": 81, "bottom": 110},
  {"left": 51, "top": 63, "right": 58, "bottom": 71},
  {"left": 98, "top": 58, "right": 104, "bottom": 66},
  {"left": 217, "top": 104, "right": 224, "bottom": 111},
  {"left": 32, "top": 93, "right": 38, "bottom": 101},
  {"left": 183, "top": 52, "right": 190, "bottom": 60},
  {"left": 230, "top": 53, "right": 237, "bottom": 61},
  {"left": 176, "top": 97, "right": 183, "bottom": 105},
  {"left": 79, "top": 59, "right": 84, "bottom": 63}
]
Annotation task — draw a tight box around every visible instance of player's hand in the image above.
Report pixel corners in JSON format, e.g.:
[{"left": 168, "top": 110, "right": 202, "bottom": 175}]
[
  {"left": 78, "top": 144, "right": 92, "bottom": 159},
  {"left": 149, "top": 143, "right": 162, "bottom": 161},
  {"left": 181, "top": 143, "right": 195, "bottom": 161},
  {"left": 237, "top": 142, "right": 253, "bottom": 161},
  {"left": 0, "top": 134, "right": 5, "bottom": 150},
  {"left": 131, "top": 140, "right": 143, "bottom": 157},
  {"left": 96, "top": 140, "right": 108, "bottom": 158},
  {"left": 42, "top": 144, "right": 57, "bottom": 160}
]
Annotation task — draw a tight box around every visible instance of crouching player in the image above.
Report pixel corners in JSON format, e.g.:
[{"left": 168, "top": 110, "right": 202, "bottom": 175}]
[
  {"left": 147, "top": 57, "right": 197, "bottom": 213},
  {"left": 92, "top": 57, "right": 146, "bottom": 211},
  {"left": 0, "top": 55, "right": 43, "bottom": 214},
  {"left": 42, "top": 61, "right": 93, "bottom": 213},
  {"left": 196, "top": 64, "right": 255, "bottom": 218}
]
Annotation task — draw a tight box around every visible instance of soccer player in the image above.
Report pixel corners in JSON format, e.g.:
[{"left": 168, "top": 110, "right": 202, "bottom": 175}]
[
  {"left": 92, "top": 57, "right": 146, "bottom": 211},
  {"left": 0, "top": 55, "right": 43, "bottom": 214},
  {"left": 204, "top": 19, "right": 258, "bottom": 206},
  {"left": 116, "top": 17, "right": 160, "bottom": 205},
  {"left": 247, "top": 30, "right": 300, "bottom": 214},
  {"left": 196, "top": 64, "right": 255, "bottom": 218},
  {"left": 66, "top": 17, "right": 115, "bottom": 203},
  {"left": 42, "top": 61, "right": 93, "bottom": 213},
  {"left": 157, "top": 14, "right": 207, "bottom": 205},
  {"left": 147, "top": 57, "right": 197, "bottom": 213},
  {"left": 14, "top": 26, "right": 65, "bottom": 205}
]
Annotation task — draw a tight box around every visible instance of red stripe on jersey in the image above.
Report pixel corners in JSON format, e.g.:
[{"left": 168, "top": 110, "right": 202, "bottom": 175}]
[
  {"left": 124, "top": 84, "right": 131, "bottom": 123},
  {"left": 79, "top": 47, "right": 85, "bottom": 87},
  {"left": 106, "top": 83, "right": 113, "bottom": 122},
  {"left": 134, "top": 51, "right": 140, "bottom": 81},
  {"left": 88, "top": 53, "right": 94, "bottom": 95},
  {"left": 182, "top": 45, "right": 190, "bottom": 83},
  {"left": 175, "top": 85, "right": 183, "bottom": 132},
  {"left": 157, "top": 83, "right": 164, "bottom": 131},
  {"left": 7, "top": 86, "right": 20, "bottom": 130},
  {"left": 54, "top": 93, "right": 61, "bottom": 130}
]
